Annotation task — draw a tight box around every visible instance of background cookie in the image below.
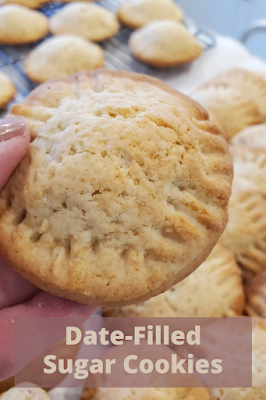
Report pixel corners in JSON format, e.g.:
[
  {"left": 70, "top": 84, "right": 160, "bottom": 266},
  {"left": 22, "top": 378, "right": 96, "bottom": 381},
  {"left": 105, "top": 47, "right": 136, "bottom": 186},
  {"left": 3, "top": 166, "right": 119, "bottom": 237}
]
[
  {"left": 245, "top": 272, "right": 266, "bottom": 318},
  {"left": 231, "top": 146, "right": 266, "bottom": 197},
  {"left": 0, "top": 387, "right": 51, "bottom": 400},
  {"left": 129, "top": 21, "right": 202, "bottom": 68},
  {"left": 231, "top": 124, "right": 266, "bottom": 148},
  {"left": 192, "top": 86, "right": 263, "bottom": 141},
  {"left": 117, "top": 0, "right": 183, "bottom": 29},
  {"left": 50, "top": 3, "right": 119, "bottom": 42},
  {"left": 0, "top": 72, "right": 16, "bottom": 108},
  {"left": 201, "top": 69, "right": 266, "bottom": 122},
  {"left": 220, "top": 178, "right": 266, "bottom": 280},
  {"left": 24, "top": 35, "right": 104, "bottom": 83},
  {"left": 211, "top": 318, "right": 266, "bottom": 400},
  {"left": 0, "top": 70, "right": 232, "bottom": 307},
  {"left": 103, "top": 243, "right": 244, "bottom": 317},
  {"left": 0, "top": 0, "right": 48, "bottom": 9},
  {"left": 0, "top": 5, "right": 49, "bottom": 45},
  {"left": 81, "top": 387, "right": 210, "bottom": 400}
]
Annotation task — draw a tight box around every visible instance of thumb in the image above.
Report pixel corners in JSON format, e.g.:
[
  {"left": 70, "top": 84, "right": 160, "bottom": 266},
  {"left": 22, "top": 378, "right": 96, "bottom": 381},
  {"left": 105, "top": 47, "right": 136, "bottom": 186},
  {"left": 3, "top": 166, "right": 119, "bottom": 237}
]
[{"left": 0, "top": 116, "right": 30, "bottom": 190}]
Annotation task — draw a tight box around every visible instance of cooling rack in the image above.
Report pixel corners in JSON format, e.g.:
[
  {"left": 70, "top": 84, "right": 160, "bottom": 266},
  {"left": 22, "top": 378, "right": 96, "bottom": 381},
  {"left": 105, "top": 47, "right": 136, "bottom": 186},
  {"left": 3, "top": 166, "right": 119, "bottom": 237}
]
[{"left": 0, "top": 0, "right": 216, "bottom": 116}]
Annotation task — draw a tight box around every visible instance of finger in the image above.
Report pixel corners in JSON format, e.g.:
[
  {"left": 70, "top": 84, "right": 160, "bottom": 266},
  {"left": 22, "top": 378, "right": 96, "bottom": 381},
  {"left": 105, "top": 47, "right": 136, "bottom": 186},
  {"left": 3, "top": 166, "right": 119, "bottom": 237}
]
[
  {"left": 0, "top": 291, "right": 98, "bottom": 381},
  {"left": 0, "top": 256, "right": 40, "bottom": 310},
  {"left": 0, "top": 116, "right": 30, "bottom": 190}
]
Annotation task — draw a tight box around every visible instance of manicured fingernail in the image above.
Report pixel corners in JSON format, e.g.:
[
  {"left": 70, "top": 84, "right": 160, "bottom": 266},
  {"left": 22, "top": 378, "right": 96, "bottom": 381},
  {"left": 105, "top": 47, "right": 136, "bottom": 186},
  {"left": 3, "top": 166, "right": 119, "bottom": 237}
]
[{"left": 0, "top": 117, "right": 26, "bottom": 141}]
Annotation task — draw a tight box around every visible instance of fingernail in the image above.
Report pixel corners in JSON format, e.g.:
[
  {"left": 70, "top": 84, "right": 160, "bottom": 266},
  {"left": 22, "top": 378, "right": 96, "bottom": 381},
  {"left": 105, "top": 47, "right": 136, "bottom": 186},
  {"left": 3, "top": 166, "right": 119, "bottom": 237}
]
[{"left": 0, "top": 116, "right": 26, "bottom": 141}]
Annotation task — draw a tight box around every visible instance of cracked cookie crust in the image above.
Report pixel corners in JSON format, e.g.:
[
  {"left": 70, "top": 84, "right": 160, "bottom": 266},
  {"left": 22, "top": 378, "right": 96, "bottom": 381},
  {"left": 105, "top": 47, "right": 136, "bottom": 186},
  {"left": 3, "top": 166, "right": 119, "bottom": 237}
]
[{"left": 0, "top": 70, "right": 233, "bottom": 306}]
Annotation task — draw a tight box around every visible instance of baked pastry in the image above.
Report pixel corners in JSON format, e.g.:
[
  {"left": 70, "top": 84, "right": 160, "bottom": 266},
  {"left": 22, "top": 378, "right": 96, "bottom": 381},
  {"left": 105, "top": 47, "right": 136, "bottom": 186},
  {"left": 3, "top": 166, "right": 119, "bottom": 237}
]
[
  {"left": 231, "top": 124, "right": 266, "bottom": 148},
  {"left": 220, "top": 178, "right": 266, "bottom": 280},
  {"left": 0, "top": 0, "right": 49, "bottom": 9},
  {"left": 0, "top": 387, "right": 51, "bottom": 399},
  {"left": 245, "top": 272, "right": 266, "bottom": 317},
  {"left": 50, "top": 3, "right": 119, "bottom": 42},
  {"left": 129, "top": 21, "right": 202, "bottom": 68},
  {"left": 81, "top": 387, "right": 210, "bottom": 400},
  {"left": 0, "top": 70, "right": 233, "bottom": 307},
  {"left": 25, "top": 35, "right": 104, "bottom": 83},
  {"left": 0, "top": 72, "right": 16, "bottom": 108},
  {"left": 59, "top": 0, "right": 100, "bottom": 3},
  {"left": 211, "top": 318, "right": 266, "bottom": 400},
  {"left": 103, "top": 243, "right": 244, "bottom": 317},
  {"left": 192, "top": 86, "right": 263, "bottom": 141},
  {"left": 117, "top": 0, "right": 183, "bottom": 29},
  {"left": 200, "top": 69, "right": 266, "bottom": 122},
  {"left": 0, "top": 5, "right": 49, "bottom": 45},
  {"left": 231, "top": 146, "right": 266, "bottom": 196}
]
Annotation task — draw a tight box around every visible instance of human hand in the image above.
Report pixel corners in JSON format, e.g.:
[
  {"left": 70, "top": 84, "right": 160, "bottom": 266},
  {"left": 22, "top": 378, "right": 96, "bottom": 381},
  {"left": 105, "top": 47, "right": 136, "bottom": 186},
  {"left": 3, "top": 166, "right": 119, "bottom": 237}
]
[{"left": 0, "top": 117, "right": 98, "bottom": 381}]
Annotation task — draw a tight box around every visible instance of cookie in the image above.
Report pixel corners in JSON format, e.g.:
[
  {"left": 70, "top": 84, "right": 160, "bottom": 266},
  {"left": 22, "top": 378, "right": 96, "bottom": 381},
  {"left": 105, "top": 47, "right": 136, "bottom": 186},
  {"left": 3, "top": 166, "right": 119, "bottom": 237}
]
[
  {"left": 231, "top": 146, "right": 266, "bottom": 197},
  {"left": 201, "top": 69, "right": 266, "bottom": 122},
  {"left": 103, "top": 243, "right": 244, "bottom": 317},
  {"left": 220, "top": 177, "right": 266, "bottom": 280},
  {"left": 81, "top": 387, "right": 210, "bottom": 400},
  {"left": 0, "top": 72, "right": 16, "bottom": 108},
  {"left": 192, "top": 86, "right": 263, "bottom": 142},
  {"left": 211, "top": 318, "right": 266, "bottom": 400},
  {"left": 129, "top": 21, "right": 202, "bottom": 68},
  {"left": 24, "top": 35, "right": 104, "bottom": 83},
  {"left": 117, "top": 0, "right": 183, "bottom": 29},
  {"left": 0, "top": 70, "right": 233, "bottom": 307},
  {"left": 0, "top": 387, "right": 51, "bottom": 400},
  {"left": 245, "top": 272, "right": 266, "bottom": 318},
  {"left": 0, "top": 0, "right": 48, "bottom": 9},
  {"left": 231, "top": 124, "right": 266, "bottom": 148},
  {"left": 0, "top": 5, "right": 49, "bottom": 44},
  {"left": 50, "top": 3, "right": 119, "bottom": 42}
]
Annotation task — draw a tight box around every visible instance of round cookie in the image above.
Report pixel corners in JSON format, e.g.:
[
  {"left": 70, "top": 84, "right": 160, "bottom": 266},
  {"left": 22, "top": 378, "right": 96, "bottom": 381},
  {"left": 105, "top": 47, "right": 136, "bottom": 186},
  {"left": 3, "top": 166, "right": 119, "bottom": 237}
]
[
  {"left": 117, "top": 0, "right": 183, "bottom": 29},
  {"left": 129, "top": 21, "right": 202, "bottom": 68},
  {"left": 24, "top": 35, "right": 104, "bottom": 83},
  {"left": 245, "top": 272, "right": 266, "bottom": 317},
  {"left": 81, "top": 387, "right": 210, "bottom": 400},
  {"left": 231, "top": 124, "right": 266, "bottom": 148},
  {"left": 0, "top": 72, "right": 16, "bottom": 108},
  {"left": 0, "top": 5, "right": 49, "bottom": 45},
  {"left": 231, "top": 146, "right": 266, "bottom": 197},
  {"left": 211, "top": 318, "right": 266, "bottom": 400},
  {"left": 103, "top": 243, "right": 244, "bottom": 317},
  {"left": 0, "top": 0, "right": 49, "bottom": 9},
  {"left": 0, "top": 387, "right": 51, "bottom": 400},
  {"left": 192, "top": 86, "right": 263, "bottom": 142},
  {"left": 220, "top": 178, "right": 266, "bottom": 280},
  {"left": 50, "top": 3, "right": 119, "bottom": 42},
  {"left": 201, "top": 69, "right": 266, "bottom": 122},
  {"left": 0, "top": 70, "right": 233, "bottom": 307}
]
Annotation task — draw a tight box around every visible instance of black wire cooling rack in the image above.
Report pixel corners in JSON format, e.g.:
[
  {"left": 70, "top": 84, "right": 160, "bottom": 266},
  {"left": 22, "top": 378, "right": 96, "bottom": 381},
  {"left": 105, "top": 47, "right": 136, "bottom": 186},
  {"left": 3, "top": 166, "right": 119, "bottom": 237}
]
[{"left": 0, "top": 0, "right": 216, "bottom": 115}]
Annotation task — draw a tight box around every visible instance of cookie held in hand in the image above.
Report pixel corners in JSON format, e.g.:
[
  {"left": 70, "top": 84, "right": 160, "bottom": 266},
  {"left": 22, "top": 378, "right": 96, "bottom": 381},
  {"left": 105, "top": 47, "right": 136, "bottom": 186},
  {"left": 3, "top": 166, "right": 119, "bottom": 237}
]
[{"left": 0, "top": 70, "right": 233, "bottom": 306}]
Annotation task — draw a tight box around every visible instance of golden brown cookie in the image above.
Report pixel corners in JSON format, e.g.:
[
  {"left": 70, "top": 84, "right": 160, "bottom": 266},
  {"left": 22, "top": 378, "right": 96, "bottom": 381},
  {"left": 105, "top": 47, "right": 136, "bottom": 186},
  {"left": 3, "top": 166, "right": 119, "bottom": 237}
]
[
  {"left": 50, "top": 3, "right": 119, "bottom": 42},
  {"left": 81, "top": 387, "right": 210, "bottom": 400},
  {"left": 103, "top": 243, "right": 244, "bottom": 317},
  {"left": 0, "top": 0, "right": 49, "bottom": 9},
  {"left": 220, "top": 177, "right": 266, "bottom": 280},
  {"left": 0, "top": 72, "right": 16, "bottom": 108},
  {"left": 25, "top": 35, "right": 104, "bottom": 83},
  {"left": 129, "top": 21, "right": 202, "bottom": 68},
  {"left": 231, "top": 146, "right": 266, "bottom": 196},
  {"left": 0, "top": 387, "right": 51, "bottom": 400},
  {"left": 0, "top": 70, "right": 233, "bottom": 307},
  {"left": 192, "top": 86, "right": 263, "bottom": 142},
  {"left": 117, "top": 0, "right": 183, "bottom": 29},
  {"left": 245, "top": 272, "right": 266, "bottom": 318},
  {"left": 0, "top": 5, "right": 48, "bottom": 45},
  {"left": 231, "top": 124, "right": 266, "bottom": 148},
  {"left": 211, "top": 318, "right": 266, "bottom": 400},
  {"left": 201, "top": 69, "right": 266, "bottom": 122}
]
